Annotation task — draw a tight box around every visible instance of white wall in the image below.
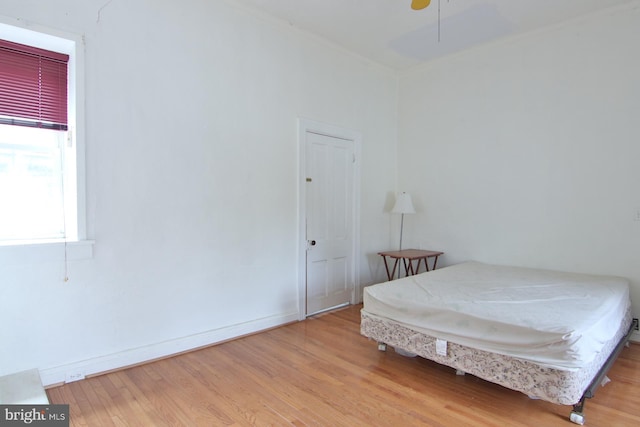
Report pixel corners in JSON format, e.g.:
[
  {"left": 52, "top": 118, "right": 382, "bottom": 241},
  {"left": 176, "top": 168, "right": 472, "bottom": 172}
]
[
  {"left": 398, "top": 4, "right": 640, "bottom": 322},
  {"left": 0, "top": 0, "right": 398, "bottom": 383}
]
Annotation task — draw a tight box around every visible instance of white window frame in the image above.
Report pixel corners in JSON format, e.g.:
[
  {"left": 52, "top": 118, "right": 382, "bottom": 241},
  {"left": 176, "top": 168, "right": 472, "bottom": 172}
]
[{"left": 0, "top": 16, "right": 92, "bottom": 261}]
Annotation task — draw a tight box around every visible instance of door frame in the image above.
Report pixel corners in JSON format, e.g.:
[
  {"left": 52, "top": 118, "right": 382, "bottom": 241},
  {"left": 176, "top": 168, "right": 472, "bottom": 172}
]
[{"left": 297, "top": 118, "right": 361, "bottom": 320}]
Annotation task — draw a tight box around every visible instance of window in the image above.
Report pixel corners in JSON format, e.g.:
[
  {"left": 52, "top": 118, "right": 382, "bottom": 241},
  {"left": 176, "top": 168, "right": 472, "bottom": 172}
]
[
  {"left": 0, "top": 125, "right": 66, "bottom": 240},
  {"left": 0, "top": 21, "right": 85, "bottom": 246}
]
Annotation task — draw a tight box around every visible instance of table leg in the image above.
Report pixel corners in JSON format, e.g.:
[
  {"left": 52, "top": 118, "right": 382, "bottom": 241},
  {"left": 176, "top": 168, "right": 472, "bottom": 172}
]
[
  {"left": 381, "top": 255, "right": 392, "bottom": 281},
  {"left": 391, "top": 258, "right": 400, "bottom": 280},
  {"left": 406, "top": 259, "right": 416, "bottom": 276}
]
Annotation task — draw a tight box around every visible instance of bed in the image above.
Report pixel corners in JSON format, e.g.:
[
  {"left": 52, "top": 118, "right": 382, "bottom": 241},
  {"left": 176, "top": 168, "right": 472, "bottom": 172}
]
[{"left": 360, "top": 261, "right": 637, "bottom": 425}]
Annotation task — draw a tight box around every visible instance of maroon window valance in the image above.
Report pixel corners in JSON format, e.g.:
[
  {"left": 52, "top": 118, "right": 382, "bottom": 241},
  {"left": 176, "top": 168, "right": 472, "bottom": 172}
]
[{"left": 0, "top": 39, "right": 69, "bottom": 130}]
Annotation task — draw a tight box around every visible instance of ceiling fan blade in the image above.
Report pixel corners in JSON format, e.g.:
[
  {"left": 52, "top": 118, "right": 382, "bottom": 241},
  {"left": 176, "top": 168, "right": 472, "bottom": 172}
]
[{"left": 411, "top": 0, "right": 431, "bottom": 10}]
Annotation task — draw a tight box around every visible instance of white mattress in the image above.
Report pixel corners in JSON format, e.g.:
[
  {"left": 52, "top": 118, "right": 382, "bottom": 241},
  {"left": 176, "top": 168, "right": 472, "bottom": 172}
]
[{"left": 363, "top": 261, "right": 631, "bottom": 370}]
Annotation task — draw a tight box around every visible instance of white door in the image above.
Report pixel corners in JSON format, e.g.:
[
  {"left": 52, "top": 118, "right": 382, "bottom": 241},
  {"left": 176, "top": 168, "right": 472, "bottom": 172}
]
[{"left": 304, "top": 131, "right": 355, "bottom": 316}]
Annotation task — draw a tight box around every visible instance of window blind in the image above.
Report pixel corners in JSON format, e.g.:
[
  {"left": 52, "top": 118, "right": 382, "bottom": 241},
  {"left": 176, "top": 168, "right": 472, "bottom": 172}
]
[{"left": 0, "top": 39, "right": 69, "bottom": 130}]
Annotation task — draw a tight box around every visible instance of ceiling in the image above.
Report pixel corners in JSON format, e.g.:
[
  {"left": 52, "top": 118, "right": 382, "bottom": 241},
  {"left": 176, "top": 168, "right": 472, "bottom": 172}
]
[{"left": 231, "top": 0, "right": 633, "bottom": 70}]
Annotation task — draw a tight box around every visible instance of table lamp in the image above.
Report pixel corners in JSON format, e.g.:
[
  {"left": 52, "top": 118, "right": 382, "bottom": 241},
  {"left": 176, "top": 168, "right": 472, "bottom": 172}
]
[{"left": 391, "top": 192, "right": 416, "bottom": 251}]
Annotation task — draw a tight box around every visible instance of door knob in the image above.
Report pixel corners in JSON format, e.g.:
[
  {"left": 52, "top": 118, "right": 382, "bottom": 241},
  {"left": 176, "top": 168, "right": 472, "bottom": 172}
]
[{"left": 310, "top": 240, "right": 316, "bottom": 246}]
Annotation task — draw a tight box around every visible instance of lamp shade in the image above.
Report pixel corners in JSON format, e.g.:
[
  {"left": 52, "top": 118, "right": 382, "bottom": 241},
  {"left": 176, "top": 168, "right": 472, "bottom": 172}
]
[{"left": 391, "top": 192, "right": 416, "bottom": 214}]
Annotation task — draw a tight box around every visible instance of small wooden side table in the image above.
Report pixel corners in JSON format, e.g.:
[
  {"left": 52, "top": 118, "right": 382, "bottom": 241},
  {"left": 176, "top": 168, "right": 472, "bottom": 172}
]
[{"left": 378, "top": 249, "right": 444, "bottom": 281}]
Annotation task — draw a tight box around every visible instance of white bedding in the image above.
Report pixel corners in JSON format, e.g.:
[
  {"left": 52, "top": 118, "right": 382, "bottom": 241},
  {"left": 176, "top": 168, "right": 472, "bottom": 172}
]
[{"left": 363, "top": 261, "right": 631, "bottom": 370}]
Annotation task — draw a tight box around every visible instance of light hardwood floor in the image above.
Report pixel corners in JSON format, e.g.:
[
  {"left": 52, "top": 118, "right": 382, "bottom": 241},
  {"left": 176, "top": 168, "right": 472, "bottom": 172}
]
[{"left": 47, "top": 305, "right": 640, "bottom": 426}]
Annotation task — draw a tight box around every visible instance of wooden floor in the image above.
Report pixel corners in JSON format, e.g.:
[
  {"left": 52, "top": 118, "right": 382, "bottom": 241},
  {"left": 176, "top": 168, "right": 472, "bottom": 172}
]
[{"left": 47, "top": 305, "right": 640, "bottom": 427}]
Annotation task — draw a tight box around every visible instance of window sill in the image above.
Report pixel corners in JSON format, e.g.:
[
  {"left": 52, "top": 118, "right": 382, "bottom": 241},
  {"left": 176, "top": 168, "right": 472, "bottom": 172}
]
[{"left": 0, "top": 239, "right": 94, "bottom": 266}]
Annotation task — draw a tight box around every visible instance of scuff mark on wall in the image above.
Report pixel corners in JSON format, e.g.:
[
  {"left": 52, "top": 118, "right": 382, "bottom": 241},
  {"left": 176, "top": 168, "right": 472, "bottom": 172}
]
[{"left": 97, "top": 0, "right": 115, "bottom": 23}]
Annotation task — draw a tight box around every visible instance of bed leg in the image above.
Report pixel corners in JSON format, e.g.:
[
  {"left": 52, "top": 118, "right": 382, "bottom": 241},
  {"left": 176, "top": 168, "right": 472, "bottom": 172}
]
[
  {"left": 570, "top": 399, "right": 586, "bottom": 425},
  {"left": 377, "top": 342, "right": 387, "bottom": 351},
  {"left": 568, "top": 317, "right": 638, "bottom": 426}
]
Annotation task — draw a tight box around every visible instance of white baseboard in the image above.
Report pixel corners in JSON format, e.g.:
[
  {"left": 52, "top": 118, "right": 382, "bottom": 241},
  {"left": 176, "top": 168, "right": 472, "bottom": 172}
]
[
  {"left": 37, "top": 313, "right": 639, "bottom": 387},
  {"left": 39, "top": 310, "right": 299, "bottom": 387}
]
